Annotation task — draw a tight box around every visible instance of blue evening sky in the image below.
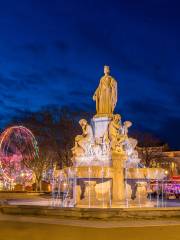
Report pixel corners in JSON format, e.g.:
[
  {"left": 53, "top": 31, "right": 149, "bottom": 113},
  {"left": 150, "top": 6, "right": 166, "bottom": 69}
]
[{"left": 0, "top": 0, "right": 179, "bottom": 148}]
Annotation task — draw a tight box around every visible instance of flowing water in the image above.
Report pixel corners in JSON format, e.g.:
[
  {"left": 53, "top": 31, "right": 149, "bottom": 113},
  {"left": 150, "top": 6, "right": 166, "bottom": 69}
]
[{"left": 51, "top": 168, "right": 180, "bottom": 208}]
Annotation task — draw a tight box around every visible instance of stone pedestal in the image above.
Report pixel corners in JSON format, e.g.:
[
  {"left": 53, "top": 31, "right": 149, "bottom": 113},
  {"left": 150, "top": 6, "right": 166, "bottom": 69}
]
[
  {"left": 91, "top": 116, "right": 111, "bottom": 139},
  {"left": 112, "top": 152, "right": 127, "bottom": 201},
  {"left": 75, "top": 185, "right": 81, "bottom": 204},
  {"left": 136, "top": 182, "right": 148, "bottom": 201},
  {"left": 79, "top": 181, "right": 100, "bottom": 207}
]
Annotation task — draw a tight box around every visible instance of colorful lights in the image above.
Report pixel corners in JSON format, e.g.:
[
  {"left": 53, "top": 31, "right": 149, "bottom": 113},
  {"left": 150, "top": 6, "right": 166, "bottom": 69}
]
[{"left": 0, "top": 126, "right": 38, "bottom": 184}]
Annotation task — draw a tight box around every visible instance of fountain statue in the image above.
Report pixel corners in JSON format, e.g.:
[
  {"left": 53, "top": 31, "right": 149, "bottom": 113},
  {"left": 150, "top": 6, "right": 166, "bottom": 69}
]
[
  {"left": 108, "top": 114, "right": 127, "bottom": 153},
  {"left": 71, "top": 66, "right": 129, "bottom": 204},
  {"left": 55, "top": 66, "right": 166, "bottom": 208},
  {"left": 93, "top": 65, "right": 117, "bottom": 117},
  {"left": 72, "top": 119, "right": 94, "bottom": 158}
]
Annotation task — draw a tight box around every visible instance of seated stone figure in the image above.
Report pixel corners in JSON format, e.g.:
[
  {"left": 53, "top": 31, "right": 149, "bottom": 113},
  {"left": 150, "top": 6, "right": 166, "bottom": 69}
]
[
  {"left": 122, "top": 121, "right": 140, "bottom": 168},
  {"left": 122, "top": 120, "right": 136, "bottom": 154},
  {"left": 108, "top": 114, "right": 126, "bottom": 153},
  {"left": 72, "top": 119, "right": 94, "bottom": 158}
]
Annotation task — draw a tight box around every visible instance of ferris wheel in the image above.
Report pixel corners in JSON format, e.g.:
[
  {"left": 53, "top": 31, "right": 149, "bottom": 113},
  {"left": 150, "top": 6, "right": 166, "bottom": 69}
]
[{"left": 0, "top": 126, "right": 38, "bottom": 183}]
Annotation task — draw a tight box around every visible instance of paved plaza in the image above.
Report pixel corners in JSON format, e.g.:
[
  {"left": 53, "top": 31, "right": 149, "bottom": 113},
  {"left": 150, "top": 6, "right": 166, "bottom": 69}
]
[{"left": 0, "top": 215, "right": 179, "bottom": 240}]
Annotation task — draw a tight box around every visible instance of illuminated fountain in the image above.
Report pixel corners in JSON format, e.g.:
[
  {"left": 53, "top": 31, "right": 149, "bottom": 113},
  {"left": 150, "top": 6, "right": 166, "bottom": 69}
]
[
  {"left": 53, "top": 66, "right": 166, "bottom": 208},
  {"left": 0, "top": 67, "right": 173, "bottom": 208}
]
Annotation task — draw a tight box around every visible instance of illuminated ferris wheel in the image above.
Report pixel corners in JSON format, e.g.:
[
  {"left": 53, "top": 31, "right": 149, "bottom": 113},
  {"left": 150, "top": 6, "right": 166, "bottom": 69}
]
[{"left": 0, "top": 126, "right": 38, "bottom": 182}]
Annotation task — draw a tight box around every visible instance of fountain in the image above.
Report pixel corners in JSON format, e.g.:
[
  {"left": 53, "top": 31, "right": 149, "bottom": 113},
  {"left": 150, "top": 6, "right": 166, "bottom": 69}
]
[
  {"left": 53, "top": 66, "right": 166, "bottom": 208},
  {"left": 0, "top": 66, "right": 176, "bottom": 214}
]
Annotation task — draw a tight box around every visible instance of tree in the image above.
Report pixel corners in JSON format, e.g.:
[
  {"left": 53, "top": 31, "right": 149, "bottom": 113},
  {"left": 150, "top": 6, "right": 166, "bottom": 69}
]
[
  {"left": 130, "top": 131, "right": 168, "bottom": 168},
  {"left": 22, "top": 150, "right": 54, "bottom": 191},
  {"left": 8, "top": 106, "right": 90, "bottom": 174}
]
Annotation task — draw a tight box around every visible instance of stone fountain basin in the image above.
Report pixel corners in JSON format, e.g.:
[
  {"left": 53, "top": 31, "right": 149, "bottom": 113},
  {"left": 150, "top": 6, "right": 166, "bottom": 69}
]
[
  {"left": 126, "top": 168, "right": 166, "bottom": 180},
  {"left": 60, "top": 166, "right": 166, "bottom": 180},
  {"left": 74, "top": 166, "right": 113, "bottom": 179}
]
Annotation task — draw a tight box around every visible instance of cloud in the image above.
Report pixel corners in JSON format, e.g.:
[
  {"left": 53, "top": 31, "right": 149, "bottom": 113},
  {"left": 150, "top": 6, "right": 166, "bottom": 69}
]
[
  {"left": 20, "top": 43, "right": 47, "bottom": 55},
  {"left": 0, "top": 75, "right": 23, "bottom": 91},
  {"left": 122, "top": 98, "right": 180, "bottom": 149},
  {"left": 122, "top": 98, "right": 170, "bottom": 133},
  {"left": 0, "top": 75, "right": 34, "bottom": 91},
  {"left": 54, "top": 40, "right": 69, "bottom": 53},
  {"left": 69, "top": 90, "right": 91, "bottom": 97},
  {"left": 47, "top": 89, "right": 65, "bottom": 102},
  {"left": 158, "top": 116, "right": 180, "bottom": 149},
  {"left": 126, "top": 99, "right": 169, "bottom": 117},
  {"left": 11, "top": 71, "right": 44, "bottom": 86},
  {"left": 46, "top": 67, "right": 91, "bottom": 86},
  {"left": 0, "top": 0, "right": 179, "bottom": 149}
]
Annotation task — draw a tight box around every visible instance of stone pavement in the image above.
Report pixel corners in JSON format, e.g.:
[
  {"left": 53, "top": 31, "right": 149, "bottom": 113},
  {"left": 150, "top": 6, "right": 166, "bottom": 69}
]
[{"left": 0, "top": 213, "right": 179, "bottom": 228}]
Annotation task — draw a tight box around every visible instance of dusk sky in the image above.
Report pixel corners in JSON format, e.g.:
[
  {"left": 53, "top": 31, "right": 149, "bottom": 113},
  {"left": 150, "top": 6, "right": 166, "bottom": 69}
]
[{"left": 0, "top": 0, "right": 179, "bottom": 148}]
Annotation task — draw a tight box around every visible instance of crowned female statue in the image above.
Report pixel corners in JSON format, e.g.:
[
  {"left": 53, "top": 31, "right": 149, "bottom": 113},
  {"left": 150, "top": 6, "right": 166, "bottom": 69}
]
[{"left": 93, "top": 66, "right": 117, "bottom": 117}]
